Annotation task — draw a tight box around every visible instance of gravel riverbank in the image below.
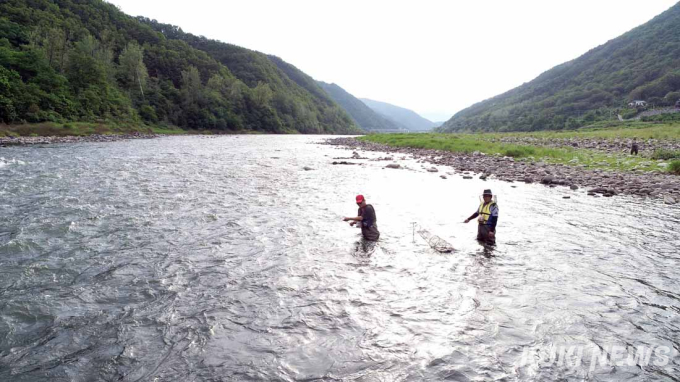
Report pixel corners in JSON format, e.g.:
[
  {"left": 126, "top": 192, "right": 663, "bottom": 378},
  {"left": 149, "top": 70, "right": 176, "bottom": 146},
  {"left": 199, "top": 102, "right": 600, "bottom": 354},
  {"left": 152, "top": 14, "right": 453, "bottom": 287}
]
[
  {"left": 324, "top": 137, "right": 680, "bottom": 204},
  {"left": 0, "top": 133, "right": 160, "bottom": 146}
]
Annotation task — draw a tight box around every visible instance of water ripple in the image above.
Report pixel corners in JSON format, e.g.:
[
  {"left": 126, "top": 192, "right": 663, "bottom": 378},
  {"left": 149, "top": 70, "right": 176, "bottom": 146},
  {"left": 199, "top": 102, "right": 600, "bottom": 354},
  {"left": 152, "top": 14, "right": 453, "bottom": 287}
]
[{"left": 1, "top": 135, "right": 679, "bottom": 380}]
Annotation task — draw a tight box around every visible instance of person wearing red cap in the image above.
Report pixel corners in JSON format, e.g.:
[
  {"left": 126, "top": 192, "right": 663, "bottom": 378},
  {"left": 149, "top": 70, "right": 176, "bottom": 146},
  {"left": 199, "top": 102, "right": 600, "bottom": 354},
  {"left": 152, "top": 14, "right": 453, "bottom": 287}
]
[{"left": 343, "top": 195, "right": 380, "bottom": 241}]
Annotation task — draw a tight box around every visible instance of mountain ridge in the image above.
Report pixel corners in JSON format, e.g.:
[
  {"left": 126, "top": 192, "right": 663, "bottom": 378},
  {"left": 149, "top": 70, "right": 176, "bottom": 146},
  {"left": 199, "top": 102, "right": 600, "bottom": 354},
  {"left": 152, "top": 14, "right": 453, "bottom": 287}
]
[
  {"left": 0, "top": 0, "right": 360, "bottom": 134},
  {"left": 440, "top": 3, "right": 680, "bottom": 132},
  {"left": 317, "top": 81, "right": 403, "bottom": 131},
  {"left": 361, "top": 98, "right": 436, "bottom": 131}
]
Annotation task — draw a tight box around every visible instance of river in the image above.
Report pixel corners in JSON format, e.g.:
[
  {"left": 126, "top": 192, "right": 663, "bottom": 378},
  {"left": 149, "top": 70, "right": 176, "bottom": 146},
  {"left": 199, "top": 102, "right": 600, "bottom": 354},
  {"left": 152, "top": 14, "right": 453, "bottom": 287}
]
[{"left": 1, "top": 135, "right": 679, "bottom": 381}]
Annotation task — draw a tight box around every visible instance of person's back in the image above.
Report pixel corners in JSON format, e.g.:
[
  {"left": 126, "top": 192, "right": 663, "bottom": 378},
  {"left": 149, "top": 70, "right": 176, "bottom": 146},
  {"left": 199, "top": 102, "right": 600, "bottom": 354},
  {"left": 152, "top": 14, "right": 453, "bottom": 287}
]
[{"left": 358, "top": 203, "right": 380, "bottom": 241}]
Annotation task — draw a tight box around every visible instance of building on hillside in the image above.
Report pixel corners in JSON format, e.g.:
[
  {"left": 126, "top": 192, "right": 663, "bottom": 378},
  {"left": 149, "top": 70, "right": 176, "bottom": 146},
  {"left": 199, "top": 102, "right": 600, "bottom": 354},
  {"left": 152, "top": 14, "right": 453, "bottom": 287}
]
[{"left": 628, "top": 100, "right": 648, "bottom": 108}]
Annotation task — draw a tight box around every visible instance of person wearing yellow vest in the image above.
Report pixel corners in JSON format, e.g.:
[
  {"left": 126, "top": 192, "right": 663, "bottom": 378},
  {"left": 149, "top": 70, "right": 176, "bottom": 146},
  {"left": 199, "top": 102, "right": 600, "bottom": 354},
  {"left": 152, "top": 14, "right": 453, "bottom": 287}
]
[{"left": 464, "top": 189, "right": 498, "bottom": 244}]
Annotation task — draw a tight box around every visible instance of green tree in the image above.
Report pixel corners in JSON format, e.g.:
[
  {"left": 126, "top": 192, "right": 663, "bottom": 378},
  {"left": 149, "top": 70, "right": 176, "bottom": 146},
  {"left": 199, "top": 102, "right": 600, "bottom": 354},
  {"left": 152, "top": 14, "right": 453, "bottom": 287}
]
[
  {"left": 0, "top": 66, "right": 20, "bottom": 123},
  {"left": 180, "top": 65, "right": 201, "bottom": 106},
  {"left": 252, "top": 81, "right": 273, "bottom": 107},
  {"left": 117, "top": 42, "right": 148, "bottom": 99}
]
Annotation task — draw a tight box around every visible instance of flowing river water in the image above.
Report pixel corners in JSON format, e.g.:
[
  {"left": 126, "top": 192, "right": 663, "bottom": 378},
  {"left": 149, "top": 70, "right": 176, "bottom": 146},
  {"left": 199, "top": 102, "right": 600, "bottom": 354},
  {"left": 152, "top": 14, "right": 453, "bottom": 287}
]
[{"left": 1, "top": 135, "right": 679, "bottom": 381}]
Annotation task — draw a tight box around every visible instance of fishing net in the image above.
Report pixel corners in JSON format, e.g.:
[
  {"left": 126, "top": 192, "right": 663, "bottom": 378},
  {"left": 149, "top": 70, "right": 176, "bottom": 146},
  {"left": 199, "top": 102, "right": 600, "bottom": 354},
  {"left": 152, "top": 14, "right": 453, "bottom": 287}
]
[{"left": 415, "top": 224, "right": 454, "bottom": 253}]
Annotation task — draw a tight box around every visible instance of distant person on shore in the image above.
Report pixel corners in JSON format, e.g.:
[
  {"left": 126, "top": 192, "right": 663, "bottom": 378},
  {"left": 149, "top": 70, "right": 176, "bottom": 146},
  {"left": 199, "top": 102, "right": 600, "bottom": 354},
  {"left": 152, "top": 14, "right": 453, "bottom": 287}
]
[
  {"left": 464, "top": 189, "right": 498, "bottom": 245},
  {"left": 631, "top": 138, "right": 639, "bottom": 155},
  {"left": 343, "top": 195, "right": 380, "bottom": 241}
]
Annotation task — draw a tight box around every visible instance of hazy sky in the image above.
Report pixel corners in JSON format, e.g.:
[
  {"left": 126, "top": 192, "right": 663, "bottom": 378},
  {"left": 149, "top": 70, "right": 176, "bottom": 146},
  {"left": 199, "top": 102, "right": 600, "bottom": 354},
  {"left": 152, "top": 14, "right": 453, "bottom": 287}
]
[{"left": 108, "top": 0, "right": 677, "bottom": 122}]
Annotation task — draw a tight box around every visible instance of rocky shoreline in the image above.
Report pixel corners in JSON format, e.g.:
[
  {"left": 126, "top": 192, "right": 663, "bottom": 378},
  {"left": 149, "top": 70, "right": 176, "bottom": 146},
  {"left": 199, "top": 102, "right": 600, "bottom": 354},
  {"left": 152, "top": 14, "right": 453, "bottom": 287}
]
[
  {"left": 0, "top": 132, "right": 161, "bottom": 147},
  {"left": 490, "top": 136, "right": 680, "bottom": 155},
  {"left": 323, "top": 137, "right": 679, "bottom": 204}
]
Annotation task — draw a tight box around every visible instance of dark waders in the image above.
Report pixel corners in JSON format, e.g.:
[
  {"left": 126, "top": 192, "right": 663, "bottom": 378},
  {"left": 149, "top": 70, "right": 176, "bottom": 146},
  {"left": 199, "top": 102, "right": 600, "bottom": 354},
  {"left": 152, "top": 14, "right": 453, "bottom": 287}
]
[
  {"left": 477, "top": 224, "right": 495, "bottom": 245},
  {"left": 361, "top": 224, "right": 380, "bottom": 241}
]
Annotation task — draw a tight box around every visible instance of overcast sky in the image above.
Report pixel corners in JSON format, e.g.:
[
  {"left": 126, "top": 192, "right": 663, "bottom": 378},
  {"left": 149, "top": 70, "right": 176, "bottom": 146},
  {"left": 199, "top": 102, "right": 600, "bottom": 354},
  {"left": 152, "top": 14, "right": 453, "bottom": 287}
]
[{"left": 108, "top": 0, "right": 677, "bottom": 122}]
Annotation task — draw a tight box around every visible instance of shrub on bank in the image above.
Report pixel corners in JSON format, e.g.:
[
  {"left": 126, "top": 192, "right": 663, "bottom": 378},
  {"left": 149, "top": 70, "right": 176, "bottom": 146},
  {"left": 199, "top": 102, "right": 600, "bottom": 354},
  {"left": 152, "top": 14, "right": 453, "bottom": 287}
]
[
  {"left": 641, "top": 113, "right": 680, "bottom": 123},
  {"left": 503, "top": 146, "right": 536, "bottom": 158},
  {"left": 668, "top": 160, "right": 680, "bottom": 175},
  {"left": 651, "top": 149, "right": 680, "bottom": 160},
  {"left": 620, "top": 108, "right": 639, "bottom": 120}
]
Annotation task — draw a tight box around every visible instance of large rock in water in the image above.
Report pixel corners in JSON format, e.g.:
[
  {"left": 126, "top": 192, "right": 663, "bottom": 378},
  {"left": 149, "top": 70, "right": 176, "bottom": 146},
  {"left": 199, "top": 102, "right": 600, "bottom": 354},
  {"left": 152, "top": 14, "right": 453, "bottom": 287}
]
[
  {"left": 588, "top": 187, "right": 617, "bottom": 195},
  {"left": 385, "top": 163, "right": 401, "bottom": 169},
  {"left": 664, "top": 195, "right": 677, "bottom": 205},
  {"left": 541, "top": 175, "right": 554, "bottom": 185}
]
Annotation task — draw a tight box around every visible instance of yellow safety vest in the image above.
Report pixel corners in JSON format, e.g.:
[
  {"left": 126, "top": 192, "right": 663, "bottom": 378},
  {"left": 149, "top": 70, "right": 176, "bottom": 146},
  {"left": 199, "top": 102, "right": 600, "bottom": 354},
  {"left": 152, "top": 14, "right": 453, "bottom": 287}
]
[{"left": 478, "top": 202, "right": 495, "bottom": 224}]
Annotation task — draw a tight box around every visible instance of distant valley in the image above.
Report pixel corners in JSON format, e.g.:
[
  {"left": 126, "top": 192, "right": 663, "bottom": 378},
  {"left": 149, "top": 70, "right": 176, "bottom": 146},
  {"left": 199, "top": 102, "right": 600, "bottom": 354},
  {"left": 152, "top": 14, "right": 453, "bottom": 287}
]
[{"left": 317, "top": 81, "right": 436, "bottom": 132}]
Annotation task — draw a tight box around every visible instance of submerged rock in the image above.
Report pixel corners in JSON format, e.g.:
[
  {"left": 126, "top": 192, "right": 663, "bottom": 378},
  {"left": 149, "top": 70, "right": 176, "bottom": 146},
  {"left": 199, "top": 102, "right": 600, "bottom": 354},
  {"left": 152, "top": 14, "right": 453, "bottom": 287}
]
[{"left": 332, "top": 161, "right": 356, "bottom": 165}]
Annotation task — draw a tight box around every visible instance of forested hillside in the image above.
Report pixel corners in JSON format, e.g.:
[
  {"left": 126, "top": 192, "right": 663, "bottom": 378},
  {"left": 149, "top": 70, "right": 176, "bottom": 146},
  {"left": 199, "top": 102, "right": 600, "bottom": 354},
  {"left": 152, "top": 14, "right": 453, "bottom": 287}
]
[
  {"left": 361, "top": 98, "right": 436, "bottom": 131},
  {"left": 317, "top": 81, "right": 402, "bottom": 131},
  {"left": 0, "top": 0, "right": 360, "bottom": 134},
  {"left": 440, "top": 3, "right": 680, "bottom": 132}
]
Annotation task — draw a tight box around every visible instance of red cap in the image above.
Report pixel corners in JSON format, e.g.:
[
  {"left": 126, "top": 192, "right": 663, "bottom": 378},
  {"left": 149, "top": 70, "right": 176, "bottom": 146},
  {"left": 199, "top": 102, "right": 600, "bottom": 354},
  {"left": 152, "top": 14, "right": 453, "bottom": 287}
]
[{"left": 355, "top": 195, "right": 365, "bottom": 203}]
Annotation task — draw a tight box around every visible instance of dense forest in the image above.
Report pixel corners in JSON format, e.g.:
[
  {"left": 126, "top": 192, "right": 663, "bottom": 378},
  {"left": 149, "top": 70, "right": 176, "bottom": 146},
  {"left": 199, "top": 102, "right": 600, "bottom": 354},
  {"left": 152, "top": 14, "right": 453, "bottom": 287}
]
[
  {"left": 317, "top": 81, "right": 402, "bottom": 131},
  {"left": 0, "top": 0, "right": 360, "bottom": 134},
  {"left": 440, "top": 3, "right": 680, "bottom": 132}
]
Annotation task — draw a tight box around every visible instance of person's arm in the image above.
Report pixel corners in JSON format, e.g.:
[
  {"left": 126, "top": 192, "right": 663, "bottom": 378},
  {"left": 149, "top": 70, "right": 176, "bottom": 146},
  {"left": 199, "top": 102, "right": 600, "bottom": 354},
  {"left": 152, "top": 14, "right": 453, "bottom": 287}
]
[
  {"left": 343, "top": 216, "right": 363, "bottom": 222},
  {"left": 344, "top": 208, "right": 364, "bottom": 223},
  {"left": 464, "top": 211, "right": 479, "bottom": 223}
]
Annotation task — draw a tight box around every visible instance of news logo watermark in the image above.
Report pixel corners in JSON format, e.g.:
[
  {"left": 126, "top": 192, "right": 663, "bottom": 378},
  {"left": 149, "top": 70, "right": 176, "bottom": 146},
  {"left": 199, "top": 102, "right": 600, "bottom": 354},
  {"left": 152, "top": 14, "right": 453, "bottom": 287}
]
[{"left": 518, "top": 344, "right": 676, "bottom": 371}]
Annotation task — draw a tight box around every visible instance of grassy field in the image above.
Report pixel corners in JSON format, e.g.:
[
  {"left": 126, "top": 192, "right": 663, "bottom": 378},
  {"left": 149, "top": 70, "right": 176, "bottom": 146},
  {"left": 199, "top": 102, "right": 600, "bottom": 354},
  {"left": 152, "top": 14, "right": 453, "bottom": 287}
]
[
  {"left": 360, "top": 122, "right": 680, "bottom": 174},
  {"left": 480, "top": 120, "right": 680, "bottom": 140}
]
